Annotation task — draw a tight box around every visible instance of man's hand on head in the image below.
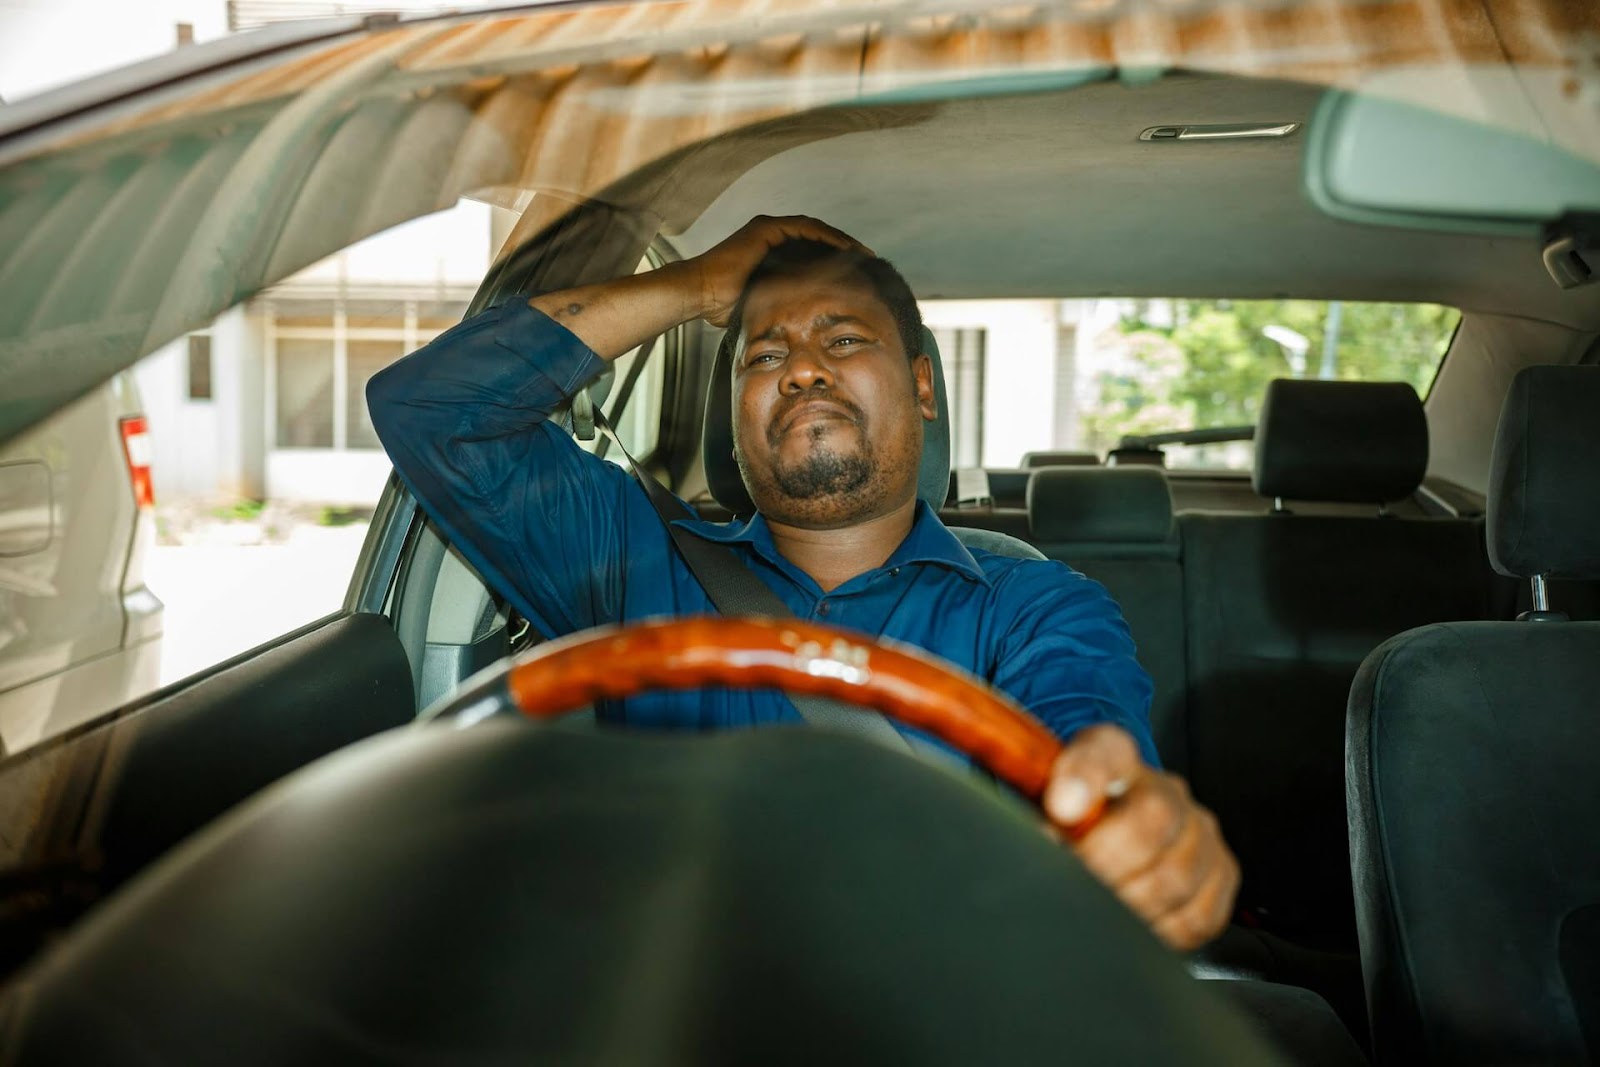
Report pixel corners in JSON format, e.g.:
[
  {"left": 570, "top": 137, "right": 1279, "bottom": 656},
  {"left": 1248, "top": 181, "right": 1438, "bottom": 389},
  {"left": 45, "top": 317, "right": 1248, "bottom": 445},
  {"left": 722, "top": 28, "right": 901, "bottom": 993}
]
[
  {"left": 1043, "top": 724, "right": 1239, "bottom": 951},
  {"left": 693, "top": 215, "right": 872, "bottom": 327}
]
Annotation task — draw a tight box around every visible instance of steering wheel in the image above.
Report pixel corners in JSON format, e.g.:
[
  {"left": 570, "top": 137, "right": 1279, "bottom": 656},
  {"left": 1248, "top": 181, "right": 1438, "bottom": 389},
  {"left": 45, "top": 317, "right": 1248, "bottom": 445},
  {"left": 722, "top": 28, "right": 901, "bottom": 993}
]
[{"left": 428, "top": 616, "right": 1104, "bottom": 837}]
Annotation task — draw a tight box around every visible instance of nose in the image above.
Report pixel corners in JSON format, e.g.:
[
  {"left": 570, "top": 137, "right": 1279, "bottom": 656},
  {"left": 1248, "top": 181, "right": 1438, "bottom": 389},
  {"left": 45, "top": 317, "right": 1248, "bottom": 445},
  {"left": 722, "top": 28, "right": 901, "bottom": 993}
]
[{"left": 780, "top": 343, "right": 834, "bottom": 394}]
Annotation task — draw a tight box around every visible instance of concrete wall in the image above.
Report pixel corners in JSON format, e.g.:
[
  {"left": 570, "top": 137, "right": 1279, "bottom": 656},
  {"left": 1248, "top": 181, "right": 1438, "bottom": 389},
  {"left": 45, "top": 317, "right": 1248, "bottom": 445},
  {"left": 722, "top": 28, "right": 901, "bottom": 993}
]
[
  {"left": 133, "top": 338, "right": 216, "bottom": 500},
  {"left": 132, "top": 306, "right": 267, "bottom": 502},
  {"left": 920, "top": 299, "right": 1061, "bottom": 468},
  {"left": 267, "top": 450, "right": 393, "bottom": 506},
  {"left": 136, "top": 201, "right": 494, "bottom": 505}
]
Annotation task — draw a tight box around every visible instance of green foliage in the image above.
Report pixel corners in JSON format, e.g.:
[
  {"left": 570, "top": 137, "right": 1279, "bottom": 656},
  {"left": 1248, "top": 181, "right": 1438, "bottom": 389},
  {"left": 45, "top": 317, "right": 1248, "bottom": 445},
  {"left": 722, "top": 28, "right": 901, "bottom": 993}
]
[
  {"left": 210, "top": 498, "right": 265, "bottom": 521},
  {"left": 1079, "top": 299, "right": 1458, "bottom": 454},
  {"left": 317, "top": 506, "right": 370, "bottom": 527}
]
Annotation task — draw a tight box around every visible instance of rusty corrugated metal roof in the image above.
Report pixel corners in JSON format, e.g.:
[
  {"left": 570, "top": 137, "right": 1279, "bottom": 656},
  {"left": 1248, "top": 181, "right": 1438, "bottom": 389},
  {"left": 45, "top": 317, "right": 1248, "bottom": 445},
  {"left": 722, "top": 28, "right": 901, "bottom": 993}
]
[{"left": 0, "top": 0, "right": 1594, "bottom": 444}]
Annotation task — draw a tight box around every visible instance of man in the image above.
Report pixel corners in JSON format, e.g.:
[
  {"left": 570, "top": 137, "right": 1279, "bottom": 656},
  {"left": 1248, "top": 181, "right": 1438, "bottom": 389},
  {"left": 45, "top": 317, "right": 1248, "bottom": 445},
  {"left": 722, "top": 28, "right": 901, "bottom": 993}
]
[{"left": 368, "top": 215, "right": 1238, "bottom": 950}]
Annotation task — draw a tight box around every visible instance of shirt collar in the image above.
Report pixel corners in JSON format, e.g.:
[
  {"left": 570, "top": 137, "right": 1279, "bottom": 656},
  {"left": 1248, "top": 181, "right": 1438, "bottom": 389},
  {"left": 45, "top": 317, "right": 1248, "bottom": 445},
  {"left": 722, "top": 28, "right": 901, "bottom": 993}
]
[{"left": 675, "top": 500, "right": 990, "bottom": 587}]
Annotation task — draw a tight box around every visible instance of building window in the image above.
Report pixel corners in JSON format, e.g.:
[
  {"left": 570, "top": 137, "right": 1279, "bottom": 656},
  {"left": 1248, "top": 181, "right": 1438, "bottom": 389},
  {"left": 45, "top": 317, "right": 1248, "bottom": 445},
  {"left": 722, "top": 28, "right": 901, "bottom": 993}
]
[
  {"left": 346, "top": 339, "right": 405, "bottom": 450},
  {"left": 187, "top": 334, "right": 213, "bottom": 401},
  {"left": 275, "top": 337, "right": 336, "bottom": 448},
  {"left": 934, "top": 327, "right": 986, "bottom": 469},
  {"left": 269, "top": 298, "right": 468, "bottom": 451}
]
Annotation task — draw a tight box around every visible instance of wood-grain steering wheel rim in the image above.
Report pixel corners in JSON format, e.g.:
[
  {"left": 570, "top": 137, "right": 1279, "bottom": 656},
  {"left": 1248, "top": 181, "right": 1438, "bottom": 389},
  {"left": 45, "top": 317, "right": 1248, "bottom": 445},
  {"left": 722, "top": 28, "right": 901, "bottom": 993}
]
[{"left": 488, "top": 616, "right": 1070, "bottom": 806}]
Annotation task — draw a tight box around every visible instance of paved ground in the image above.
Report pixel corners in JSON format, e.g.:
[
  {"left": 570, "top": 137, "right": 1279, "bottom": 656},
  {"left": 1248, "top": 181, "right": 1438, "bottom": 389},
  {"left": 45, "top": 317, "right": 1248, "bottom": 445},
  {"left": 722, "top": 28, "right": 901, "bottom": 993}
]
[{"left": 145, "top": 522, "right": 371, "bottom": 685}]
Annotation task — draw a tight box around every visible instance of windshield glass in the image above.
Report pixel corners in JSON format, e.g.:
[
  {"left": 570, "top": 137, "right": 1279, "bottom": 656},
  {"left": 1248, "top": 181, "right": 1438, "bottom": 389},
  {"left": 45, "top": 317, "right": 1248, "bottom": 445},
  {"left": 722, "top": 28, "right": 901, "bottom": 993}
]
[{"left": 925, "top": 298, "right": 1460, "bottom": 471}]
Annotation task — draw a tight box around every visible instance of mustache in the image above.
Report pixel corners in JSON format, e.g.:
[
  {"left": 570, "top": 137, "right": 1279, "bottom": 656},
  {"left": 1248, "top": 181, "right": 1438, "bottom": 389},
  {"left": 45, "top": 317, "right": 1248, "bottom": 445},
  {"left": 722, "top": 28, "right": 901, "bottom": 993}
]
[{"left": 767, "top": 391, "right": 866, "bottom": 445}]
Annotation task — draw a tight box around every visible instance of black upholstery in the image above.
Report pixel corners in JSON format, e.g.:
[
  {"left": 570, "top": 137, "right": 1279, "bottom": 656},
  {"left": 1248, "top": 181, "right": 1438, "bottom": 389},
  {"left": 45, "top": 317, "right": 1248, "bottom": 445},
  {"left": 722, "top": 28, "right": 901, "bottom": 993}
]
[
  {"left": 0, "top": 722, "right": 1285, "bottom": 1064},
  {"left": 1348, "top": 623, "right": 1600, "bottom": 1064},
  {"left": 1178, "top": 376, "right": 1492, "bottom": 974},
  {"left": 1254, "top": 379, "right": 1428, "bottom": 504},
  {"left": 944, "top": 468, "right": 1031, "bottom": 508},
  {"left": 1212, "top": 979, "right": 1369, "bottom": 1066},
  {"left": 1021, "top": 450, "right": 1099, "bottom": 468},
  {"left": 1107, "top": 446, "right": 1165, "bottom": 467},
  {"left": 1028, "top": 467, "right": 1174, "bottom": 548},
  {"left": 1181, "top": 512, "right": 1495, "bottom": 954},
  {"left": 1487, "top": 365, "right": 1600, "bottom": 579},
  {"left": 1347, "top": 363, "right": 1600, "bottom": 1064},
  {"left": 1028, "top": 469, "right": 1187, "bottom": 771},
  {"left": 702, "top": 327, "right": 950, "bottom": 516}
]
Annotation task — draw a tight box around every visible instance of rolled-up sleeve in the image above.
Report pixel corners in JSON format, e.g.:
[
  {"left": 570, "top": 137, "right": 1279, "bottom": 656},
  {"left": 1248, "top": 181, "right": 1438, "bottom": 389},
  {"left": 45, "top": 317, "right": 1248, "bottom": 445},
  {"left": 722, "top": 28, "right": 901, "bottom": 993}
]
[
  {"left": 988, "top": 564, "right": 1160, "bottom": 766},
  {"left": 366, "top": 299, "right": 670, "bottom": 638}
]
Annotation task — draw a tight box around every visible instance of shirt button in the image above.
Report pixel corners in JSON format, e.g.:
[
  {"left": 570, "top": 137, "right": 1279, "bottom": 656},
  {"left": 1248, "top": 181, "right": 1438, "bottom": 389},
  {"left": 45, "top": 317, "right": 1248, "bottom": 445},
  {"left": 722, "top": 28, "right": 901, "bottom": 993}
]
[
  {"left": 818, "top": 602, "right": 830, "bottom": 617},
  {"left": 890, "top": 567, "right": 901, "bottom": 577}
]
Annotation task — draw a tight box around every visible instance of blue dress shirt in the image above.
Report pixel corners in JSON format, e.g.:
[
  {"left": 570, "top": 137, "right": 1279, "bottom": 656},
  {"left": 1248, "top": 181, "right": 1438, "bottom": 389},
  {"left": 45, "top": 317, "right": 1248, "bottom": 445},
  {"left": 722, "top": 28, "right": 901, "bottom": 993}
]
[{"left": 367, "top": 298, "right": 1158, "bottom": 764}]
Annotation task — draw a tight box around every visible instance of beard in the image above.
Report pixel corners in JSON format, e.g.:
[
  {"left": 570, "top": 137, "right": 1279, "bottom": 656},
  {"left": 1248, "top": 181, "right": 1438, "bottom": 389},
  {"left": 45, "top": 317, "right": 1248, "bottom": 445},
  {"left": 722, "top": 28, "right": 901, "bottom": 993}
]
[
  {"left": 769, "top": 425, "right": 875, "bottom": 500},
  {"left": 735, "top": 422, "right": 882, "bottom": 526}
]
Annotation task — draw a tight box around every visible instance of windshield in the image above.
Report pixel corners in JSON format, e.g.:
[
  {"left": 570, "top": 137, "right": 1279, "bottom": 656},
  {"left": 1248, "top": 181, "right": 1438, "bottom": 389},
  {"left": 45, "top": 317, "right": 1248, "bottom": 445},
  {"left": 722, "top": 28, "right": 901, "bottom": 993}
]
[{"left": 926, "top": 298, "right": 1460, "bottom": 471}]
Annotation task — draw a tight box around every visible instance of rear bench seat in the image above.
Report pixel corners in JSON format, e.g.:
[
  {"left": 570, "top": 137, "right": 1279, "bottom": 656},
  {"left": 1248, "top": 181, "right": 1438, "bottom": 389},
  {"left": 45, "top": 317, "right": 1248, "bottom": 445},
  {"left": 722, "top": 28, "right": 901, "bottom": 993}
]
[
  {"left": 1026, "top": 467, "right": 1188, "bottom": 772},
  {"left": 1178, "top": 379, "right": 1501, "bottom": 961}
]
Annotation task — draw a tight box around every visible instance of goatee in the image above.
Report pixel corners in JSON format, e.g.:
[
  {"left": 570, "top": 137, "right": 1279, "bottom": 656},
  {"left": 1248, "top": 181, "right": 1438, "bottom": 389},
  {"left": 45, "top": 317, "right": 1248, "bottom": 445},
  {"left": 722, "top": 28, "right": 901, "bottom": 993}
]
[{"left": 773, "top": 441, "right": 874, "bottom": 499}]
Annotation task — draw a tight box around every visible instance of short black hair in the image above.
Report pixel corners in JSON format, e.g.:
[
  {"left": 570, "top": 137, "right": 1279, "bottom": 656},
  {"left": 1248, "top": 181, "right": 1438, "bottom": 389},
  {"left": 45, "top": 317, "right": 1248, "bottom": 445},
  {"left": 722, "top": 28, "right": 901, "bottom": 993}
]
[{"left": 726, "top": 239, "right": 923, "bottom": 363}]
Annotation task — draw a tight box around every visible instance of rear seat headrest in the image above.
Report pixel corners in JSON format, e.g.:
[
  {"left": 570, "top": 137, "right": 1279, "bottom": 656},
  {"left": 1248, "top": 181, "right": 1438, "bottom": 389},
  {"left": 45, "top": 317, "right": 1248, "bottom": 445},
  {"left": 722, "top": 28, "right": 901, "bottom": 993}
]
[
  {"left": 1488, "top": 365, "right": 1600, "bottom": 581},
  {"left": 1021, "top": 450, "right": 1099, "bottom": 468},
  {"left": 1253, "top": 378, "right": 1428, "bottom": 504},
  {"left": 1027, "top": 467, "right": 1174, "bottom": 544}
]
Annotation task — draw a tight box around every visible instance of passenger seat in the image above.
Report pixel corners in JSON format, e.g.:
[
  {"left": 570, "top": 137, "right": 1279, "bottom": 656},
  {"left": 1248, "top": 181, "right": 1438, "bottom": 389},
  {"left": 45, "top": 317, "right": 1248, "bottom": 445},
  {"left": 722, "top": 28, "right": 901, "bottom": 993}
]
[
  {"left": 1179, "top": 379, "right": 1500, "bottom": 958},
  {"left": 1027, "top": 467, "right": 1187, "bottom": 771}
]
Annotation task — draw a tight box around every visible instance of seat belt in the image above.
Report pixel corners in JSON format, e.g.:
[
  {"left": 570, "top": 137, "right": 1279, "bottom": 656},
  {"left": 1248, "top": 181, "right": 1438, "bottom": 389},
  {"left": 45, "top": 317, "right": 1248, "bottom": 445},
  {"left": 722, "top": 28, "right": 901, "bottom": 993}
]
[{"left": 591, "top": 409, "right": 915, "bottom": 754}]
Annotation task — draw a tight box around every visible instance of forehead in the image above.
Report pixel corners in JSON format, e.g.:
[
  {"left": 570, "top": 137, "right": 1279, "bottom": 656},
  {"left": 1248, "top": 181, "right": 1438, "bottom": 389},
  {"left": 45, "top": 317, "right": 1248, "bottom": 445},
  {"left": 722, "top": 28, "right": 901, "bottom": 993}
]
[{"left": 737, "top": 264, "right": 894, "bottom": 336}]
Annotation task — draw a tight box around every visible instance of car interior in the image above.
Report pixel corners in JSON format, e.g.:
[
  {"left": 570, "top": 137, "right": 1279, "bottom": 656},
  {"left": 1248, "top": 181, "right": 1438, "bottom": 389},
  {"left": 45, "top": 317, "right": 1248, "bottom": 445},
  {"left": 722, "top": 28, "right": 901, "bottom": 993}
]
[{"left": 0, "top": 8, "right": 1598, "bottom": 1062}]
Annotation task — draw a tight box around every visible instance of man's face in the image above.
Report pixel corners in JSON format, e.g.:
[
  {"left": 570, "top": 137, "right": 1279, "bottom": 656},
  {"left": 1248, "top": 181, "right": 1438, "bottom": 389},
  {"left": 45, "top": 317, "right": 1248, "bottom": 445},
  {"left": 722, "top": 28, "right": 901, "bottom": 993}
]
[{"left": 731, "top": 262, "right": 936, "bottom": 528}]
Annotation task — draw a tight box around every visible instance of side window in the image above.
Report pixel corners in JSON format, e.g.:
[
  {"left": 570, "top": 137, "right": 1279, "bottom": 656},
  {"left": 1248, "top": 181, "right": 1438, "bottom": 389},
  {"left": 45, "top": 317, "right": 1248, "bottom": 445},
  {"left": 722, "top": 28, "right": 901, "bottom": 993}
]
[
  {"left": 0, "top": 200, "right": 495, "bottom": 757},
  {"left": 578, "top": 248, "right": 675, "bottom": 464},
  {"left": 597, "top": 331, "right": 668, "bottom": 460}
]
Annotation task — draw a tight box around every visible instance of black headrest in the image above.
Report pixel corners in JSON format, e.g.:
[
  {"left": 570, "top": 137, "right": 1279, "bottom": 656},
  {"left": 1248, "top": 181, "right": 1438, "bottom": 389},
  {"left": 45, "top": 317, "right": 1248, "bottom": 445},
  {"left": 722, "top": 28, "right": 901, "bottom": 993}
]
[
  {"left": 1488, "top": 365, "right": 1600, "bottom": 580},
  {"left": 1253, "top": 378, "right": 1427, "bottom": 504},
  {"left": 702, "top": 327, "right": 951, "bottom": 516},
  {"left": 1106, "top": 447, "right": 1165, "bottom": 468},
  {"left": 1021, "top": 451, "right": 1100, "bottom": 468},
  {"left": 1027, "top": 468, "right": 1174, "bottom": 545}
]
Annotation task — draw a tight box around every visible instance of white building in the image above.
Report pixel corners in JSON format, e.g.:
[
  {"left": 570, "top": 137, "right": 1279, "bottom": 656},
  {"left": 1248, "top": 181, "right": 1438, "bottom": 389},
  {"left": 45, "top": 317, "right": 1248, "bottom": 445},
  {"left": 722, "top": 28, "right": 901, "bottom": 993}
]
[
  {"left": 136, "top": 200, "right": 498, "bottom": 506},
  {"left": 135, "top": 195, "right": 1129, "bottom": 505}
]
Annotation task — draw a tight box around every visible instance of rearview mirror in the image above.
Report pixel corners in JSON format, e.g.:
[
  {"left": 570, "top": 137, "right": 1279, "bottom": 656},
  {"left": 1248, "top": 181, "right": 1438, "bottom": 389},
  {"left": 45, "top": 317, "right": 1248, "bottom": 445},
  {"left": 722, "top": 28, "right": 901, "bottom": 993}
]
[{"left": 1304, "top": 89, "right": 1600, "bottom": 240}]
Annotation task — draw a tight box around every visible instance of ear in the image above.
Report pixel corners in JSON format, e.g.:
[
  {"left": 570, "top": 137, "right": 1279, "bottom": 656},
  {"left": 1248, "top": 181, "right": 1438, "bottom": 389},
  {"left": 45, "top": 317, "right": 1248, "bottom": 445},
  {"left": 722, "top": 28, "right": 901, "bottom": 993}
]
[{"left": 911, "top": 352, "right": 937, "bottom": 423}]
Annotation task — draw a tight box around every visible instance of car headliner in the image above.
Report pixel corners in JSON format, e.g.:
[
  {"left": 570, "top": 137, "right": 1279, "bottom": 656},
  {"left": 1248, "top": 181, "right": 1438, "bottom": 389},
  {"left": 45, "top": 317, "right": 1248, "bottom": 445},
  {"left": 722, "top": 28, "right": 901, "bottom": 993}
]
[
  {"left": 670, "top": 72, "right": 1598, "bottom": 325},
  {"left": 0, "top": 0, "right": 1594, "bottom": 447}
]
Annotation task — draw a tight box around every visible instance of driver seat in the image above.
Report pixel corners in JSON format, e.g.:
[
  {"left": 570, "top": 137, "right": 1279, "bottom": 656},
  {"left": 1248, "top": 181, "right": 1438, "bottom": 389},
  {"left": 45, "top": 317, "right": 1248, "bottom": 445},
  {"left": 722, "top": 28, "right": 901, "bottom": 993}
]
[
  {"left": 1347, "top": 365, "right": 1600, "bottom": 1063},
  {"left": 701, "top": 326, "right": 1046, "bottom": 562}
]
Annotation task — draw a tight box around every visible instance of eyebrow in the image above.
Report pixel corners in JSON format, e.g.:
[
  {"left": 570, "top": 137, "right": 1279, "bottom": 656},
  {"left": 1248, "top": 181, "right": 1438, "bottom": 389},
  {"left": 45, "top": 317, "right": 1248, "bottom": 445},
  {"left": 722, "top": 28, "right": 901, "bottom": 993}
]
[
  {"left": 814, "top": 313, "right": 871, "bottom": 330},
  {"left": 749, "top": 313, "right": 872, "bottom": 344}
]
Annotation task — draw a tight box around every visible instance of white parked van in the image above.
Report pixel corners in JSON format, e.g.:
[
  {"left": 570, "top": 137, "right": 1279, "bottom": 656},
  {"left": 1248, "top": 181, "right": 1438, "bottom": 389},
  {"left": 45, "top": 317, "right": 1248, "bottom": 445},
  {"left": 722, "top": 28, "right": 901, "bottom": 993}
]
[{"left": 0, "top": 373, "right": 162, "bottom": 753}]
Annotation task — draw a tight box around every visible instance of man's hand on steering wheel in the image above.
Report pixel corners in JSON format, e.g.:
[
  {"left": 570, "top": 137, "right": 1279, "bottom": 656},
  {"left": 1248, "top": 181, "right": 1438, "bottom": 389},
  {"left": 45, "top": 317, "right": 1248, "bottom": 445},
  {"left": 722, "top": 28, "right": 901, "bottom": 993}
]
[
  {"left": 453, "top": 618, "right": 1237, "bottom": 954},
  {"left": 1044, "top": 724, "right": 1239, "bottom": 951}
]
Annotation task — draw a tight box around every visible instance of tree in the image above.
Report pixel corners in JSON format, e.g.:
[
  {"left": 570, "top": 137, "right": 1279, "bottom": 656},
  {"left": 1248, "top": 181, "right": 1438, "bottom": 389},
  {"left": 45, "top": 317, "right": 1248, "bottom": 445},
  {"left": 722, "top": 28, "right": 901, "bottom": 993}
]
[
  {"left": 1092, "top": 299, "right": 1458, "bottom": 441},
  {"left": 1079, "top": 329, "right": 1189, "bottom": 454}
]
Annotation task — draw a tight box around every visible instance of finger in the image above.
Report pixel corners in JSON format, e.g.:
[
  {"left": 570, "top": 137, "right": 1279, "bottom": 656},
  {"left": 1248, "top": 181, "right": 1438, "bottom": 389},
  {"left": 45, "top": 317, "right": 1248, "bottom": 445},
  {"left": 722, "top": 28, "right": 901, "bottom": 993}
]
[
  {"left": 1151, "top": 847, "right": 1240, "bottom": 951},
  {"left": 1073, "top": 773, "right": 1188, "bottom": 887},
  {"left": 767, "top": 215, "right": 874, "bottom": 256},
  {"left": 1043, "top": 723, "right": 1146, "bottom": 830},
  {"left": 1112, "top": 801, "right": 1213, "bottom": 923}
]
